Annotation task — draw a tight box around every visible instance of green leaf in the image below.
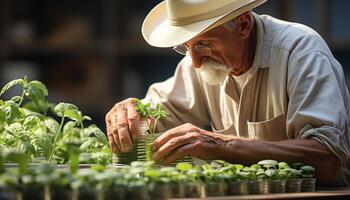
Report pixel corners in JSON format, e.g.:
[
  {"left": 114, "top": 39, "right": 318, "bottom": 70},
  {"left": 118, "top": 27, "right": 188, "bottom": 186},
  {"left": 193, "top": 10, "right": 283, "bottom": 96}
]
[
  {"left": 54, "top": 103, "right": 80, "bottom": 118},
  {"left": 85, "top": 125, "right": 108, "bottom": 145},
  {"left": 278, "top": 162, "right": 290, "bottom": 169},
  {"left": 6, "top": 122, "right": 24, "bottom": 134},
  {"left": 300, "top": 165, "right": 315, "bottom": 173},
  {"left": 23, "top": 115, "right": 41, "bottom": 130},
  {"left": 44, "top": 118, "right": 60, "bottom": 135},
  {"left": 233, "top": 164, "right": 244, "bottom": 171},
  {"left": 150, "top": 103, "right": 169, "bottom": 119},
  {"left": 28, "top": 80, "right": 48, "bottom": 96},
  {"left": 258, "top": 160, "right": 278, "bottom": 166},
  {"left": 0, "top": 106, "right": 6, "bottom": 124},
  {"left": 135, "top": 99, "right": 152, "bottom": 119},
  {"left": 292, "top": 162, "right": 304, "bottom": 169},
  {"left": 6, "top": 101, "right": 23, "bottom": 124},
  {"left": 176, "top": 162, "right": 193, "bottom": 172},
  {"left": 144, "top": 169, "right": 162, "bottom": 179},
  {"left": 0, "top": 79, "right": 25, "bottom": 96},
  {"left": 10, "top": 96, "right": 23, "bottom": 104},
  {"left": 265, "top": 169, "right": 277, "bottom": 177},
  {"left": 33, "top": 129, "right": 53, "bottom": 160}
]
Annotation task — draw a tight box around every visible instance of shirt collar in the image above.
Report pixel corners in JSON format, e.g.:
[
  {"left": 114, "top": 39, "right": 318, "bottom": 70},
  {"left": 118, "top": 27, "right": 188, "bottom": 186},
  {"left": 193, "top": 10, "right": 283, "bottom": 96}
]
[{"left": 252, "top": 12, "right": 270, "bottom": 69}]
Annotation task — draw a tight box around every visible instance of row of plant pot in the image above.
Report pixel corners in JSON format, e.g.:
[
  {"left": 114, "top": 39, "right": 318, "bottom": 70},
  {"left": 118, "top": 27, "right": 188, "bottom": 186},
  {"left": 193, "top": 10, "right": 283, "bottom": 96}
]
[
  {"left": 0, "top": 174, "right": 316, "bottom": 200},
  {"left": 0, "top": 158, "right": 316, "bottom": 199}
]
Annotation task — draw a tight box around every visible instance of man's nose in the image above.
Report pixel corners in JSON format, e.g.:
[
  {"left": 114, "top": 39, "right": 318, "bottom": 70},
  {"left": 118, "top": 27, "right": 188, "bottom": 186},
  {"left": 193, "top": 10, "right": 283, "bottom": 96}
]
[{"left": 190, "top": 51, "right": 205, "bottom": 68}]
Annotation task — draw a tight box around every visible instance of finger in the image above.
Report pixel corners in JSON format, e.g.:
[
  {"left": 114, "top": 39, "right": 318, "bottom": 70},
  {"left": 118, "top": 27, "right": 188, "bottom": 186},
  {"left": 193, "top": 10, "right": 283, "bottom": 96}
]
[
  {"left": 106, "top": 110, "right": 123, "bottom": 152},
  {"left": 107, "top": 130, "right": 120, "bottom": 153},
  {"left": 152, "top": 125, "right": 194, "bottom": 152},
  {"left": 116, "top": 104, "right": 132, "bottom": 152},
  {"left": 161, "top": 142, "right": 197, "bottom": 165},
  {"left": 152, "top": 132, "right": 199, "bottom": 161},
  {"left": 126, "top": 100, "right": 141, "bottom": 139}
]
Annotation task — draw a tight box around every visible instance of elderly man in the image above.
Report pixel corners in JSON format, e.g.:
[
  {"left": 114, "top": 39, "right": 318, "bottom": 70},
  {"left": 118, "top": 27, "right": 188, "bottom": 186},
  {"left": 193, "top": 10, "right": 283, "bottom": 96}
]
[{"left": 105, "top": 0, "right": 350, "bottom": 186}]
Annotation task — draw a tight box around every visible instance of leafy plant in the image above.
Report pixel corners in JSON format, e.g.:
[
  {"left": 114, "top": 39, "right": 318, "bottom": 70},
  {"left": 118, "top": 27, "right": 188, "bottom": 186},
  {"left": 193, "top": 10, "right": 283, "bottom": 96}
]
[
  {"left": 0, "top": 77, "right": 111, "bottom": 164},
  {"left": 135, "top": 99, "right": 168, "bottom": 135}
]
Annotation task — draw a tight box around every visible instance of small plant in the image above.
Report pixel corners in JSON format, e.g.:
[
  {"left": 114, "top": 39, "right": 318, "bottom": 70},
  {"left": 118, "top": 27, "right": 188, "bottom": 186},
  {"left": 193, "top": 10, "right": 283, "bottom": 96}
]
[
  {"left": 0, "top": 77, "right": 111, "bottom": 164},
  {"left": 135, "top": 99, "right": 168, "bottom": 135}
]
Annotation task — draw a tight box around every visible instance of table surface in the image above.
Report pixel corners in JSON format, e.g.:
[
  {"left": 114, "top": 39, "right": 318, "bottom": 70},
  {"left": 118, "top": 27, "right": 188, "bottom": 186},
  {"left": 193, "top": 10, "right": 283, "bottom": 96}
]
[{"left": 173, "top": 187, "right": 350, "bottom": 200}]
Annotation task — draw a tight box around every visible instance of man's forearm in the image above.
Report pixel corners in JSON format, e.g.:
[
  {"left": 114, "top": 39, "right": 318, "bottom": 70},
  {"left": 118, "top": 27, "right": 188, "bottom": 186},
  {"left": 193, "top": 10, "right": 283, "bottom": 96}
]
[{"left": 220, "top": 138, "right": 341, "bottom": 186}]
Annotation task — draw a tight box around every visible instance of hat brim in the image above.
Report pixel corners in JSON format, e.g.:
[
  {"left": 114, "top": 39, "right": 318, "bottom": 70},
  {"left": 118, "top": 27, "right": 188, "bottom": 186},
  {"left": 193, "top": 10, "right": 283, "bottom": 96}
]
[{"left": 142, "top": 0, "right": 267, "bottom": 48}]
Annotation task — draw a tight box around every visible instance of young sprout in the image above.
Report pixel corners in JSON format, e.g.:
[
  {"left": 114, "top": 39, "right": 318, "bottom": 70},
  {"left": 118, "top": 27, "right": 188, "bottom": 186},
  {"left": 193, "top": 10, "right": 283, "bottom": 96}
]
[{"left": 135, "top": 99, "right": 168, "bottom": 135}]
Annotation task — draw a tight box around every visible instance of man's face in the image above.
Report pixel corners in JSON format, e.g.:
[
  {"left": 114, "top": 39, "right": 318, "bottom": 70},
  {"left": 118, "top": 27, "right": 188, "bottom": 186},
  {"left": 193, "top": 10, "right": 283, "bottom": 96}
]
[
  {"left": 186, "top": 24, "right": 241, "bottom": 85},
  {"left": 184, "top": 13, "right": 255, "bottom": 84}
]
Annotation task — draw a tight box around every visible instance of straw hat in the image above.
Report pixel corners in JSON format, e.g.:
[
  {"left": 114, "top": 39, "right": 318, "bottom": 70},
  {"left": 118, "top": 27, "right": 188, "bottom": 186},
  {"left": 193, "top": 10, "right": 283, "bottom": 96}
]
[{"left": 142, "top": 0, "right": 267, "bottom": 48}]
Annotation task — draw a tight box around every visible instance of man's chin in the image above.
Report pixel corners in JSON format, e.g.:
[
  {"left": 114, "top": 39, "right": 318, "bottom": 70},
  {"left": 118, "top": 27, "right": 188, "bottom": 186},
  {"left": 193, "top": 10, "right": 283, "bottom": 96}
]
[{"left": 196, "top": 60, "right": 231, "bottom": 85}]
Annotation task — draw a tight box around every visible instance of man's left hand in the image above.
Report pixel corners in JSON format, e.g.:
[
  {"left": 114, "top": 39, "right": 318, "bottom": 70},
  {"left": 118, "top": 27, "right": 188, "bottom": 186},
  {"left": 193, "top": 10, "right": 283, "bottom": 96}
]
[{"left": 152, "top": 123, "right": 232, "bottom": 165}]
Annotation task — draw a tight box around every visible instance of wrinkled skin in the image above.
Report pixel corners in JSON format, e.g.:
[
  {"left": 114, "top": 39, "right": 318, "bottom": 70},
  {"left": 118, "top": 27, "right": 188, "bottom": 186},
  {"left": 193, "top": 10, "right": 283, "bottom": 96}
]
[{"left": 151, "top": 123, "right": 233, "bottom": 165}]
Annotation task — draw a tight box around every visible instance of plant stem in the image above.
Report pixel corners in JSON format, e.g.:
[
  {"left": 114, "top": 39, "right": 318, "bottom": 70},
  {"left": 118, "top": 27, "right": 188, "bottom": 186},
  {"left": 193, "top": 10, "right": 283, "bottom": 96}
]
[
  {"left": 152, "top": 118, "right": 159, "bottom": 135},
  {"left": 48, "top": 116, "right": 65, "bottom": 162},
  {"left": 18, "top": 89, "right": 25, "bottom": 107},
  {"left": 80, "top": 121, "right": 84, "bottom": 137},
  {"left": 146, "top": 118, "right": 152, "bottom": 134}
]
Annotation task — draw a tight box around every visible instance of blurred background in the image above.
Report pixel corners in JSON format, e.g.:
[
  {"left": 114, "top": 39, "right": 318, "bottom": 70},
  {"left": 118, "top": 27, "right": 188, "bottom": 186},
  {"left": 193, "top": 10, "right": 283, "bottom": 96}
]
[{"left": 0, "top": 0, "right": 349, "bottom": 131}]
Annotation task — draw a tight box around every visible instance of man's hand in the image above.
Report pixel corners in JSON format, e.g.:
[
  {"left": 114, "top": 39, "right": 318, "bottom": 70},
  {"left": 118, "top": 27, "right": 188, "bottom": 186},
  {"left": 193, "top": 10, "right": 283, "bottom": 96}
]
[
  {"left": 105, "top": 98, "right": 141, "bottom": 153},
  {"left": 152, "top": 123, "right": 232, "bottom": 165}
]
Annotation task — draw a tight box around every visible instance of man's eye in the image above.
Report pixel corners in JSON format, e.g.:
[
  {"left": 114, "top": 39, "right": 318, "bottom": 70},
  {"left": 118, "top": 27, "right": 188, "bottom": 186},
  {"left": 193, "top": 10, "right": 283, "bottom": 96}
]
[{"left": 200, "top": 41, "right": 212, "bottom": 46}]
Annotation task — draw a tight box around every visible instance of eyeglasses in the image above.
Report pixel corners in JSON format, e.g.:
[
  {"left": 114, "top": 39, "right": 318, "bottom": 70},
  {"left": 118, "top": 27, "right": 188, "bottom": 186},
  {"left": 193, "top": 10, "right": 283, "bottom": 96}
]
[{"left": 173, "top": 43, "right": 212, "bottom": 56}]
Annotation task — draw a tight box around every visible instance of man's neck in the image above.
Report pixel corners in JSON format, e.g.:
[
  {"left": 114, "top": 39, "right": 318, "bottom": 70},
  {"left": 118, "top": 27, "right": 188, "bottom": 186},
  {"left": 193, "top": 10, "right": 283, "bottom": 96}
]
[{"left": 231, "top": 21, "right": 257, "bottom": 76}]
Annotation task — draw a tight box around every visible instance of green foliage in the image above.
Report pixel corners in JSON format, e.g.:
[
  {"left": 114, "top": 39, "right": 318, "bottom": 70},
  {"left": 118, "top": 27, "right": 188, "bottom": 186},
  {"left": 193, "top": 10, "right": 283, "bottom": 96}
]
[
  {"left": 135, "top": 99, "right": 169, "bottom": 135},
  {"left": 0, "top": 77, "right": 111, "bottom": 165}
]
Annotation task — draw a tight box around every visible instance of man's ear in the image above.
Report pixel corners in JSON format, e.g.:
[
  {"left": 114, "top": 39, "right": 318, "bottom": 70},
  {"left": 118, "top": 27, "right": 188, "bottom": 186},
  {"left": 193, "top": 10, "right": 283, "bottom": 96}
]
[{"left": 236, "top": 12, "right": 254, "bottom": 40}]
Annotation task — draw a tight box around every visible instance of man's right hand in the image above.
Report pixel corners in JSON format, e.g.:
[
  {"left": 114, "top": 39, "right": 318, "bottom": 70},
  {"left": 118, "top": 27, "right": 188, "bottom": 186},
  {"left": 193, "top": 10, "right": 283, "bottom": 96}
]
[{"left": 105, "top": 98, "right": 141, "bottom": 153}]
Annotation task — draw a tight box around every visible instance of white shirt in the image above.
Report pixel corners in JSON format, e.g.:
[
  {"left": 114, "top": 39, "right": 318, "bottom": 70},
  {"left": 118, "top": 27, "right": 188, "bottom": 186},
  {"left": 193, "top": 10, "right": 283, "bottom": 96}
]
[
  {"left": 232, "top": 65, "right": 257, "bottom": 97},
  {"left": 144, "top": 13, "right": 350, "bottom": 186}
]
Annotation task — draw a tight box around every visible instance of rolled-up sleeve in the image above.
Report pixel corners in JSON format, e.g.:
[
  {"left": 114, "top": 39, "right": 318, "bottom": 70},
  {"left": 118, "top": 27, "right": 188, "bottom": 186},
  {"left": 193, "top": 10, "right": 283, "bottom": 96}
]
[{"left": 287, "top": 50, "right": 350, "bottom": 164}]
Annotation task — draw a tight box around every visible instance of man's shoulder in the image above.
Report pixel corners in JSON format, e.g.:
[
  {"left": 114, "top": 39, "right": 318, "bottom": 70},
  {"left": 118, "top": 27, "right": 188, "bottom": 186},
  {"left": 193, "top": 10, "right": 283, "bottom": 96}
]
[{"left": 258, "top": 14, "right": 329, "bottom": 56}]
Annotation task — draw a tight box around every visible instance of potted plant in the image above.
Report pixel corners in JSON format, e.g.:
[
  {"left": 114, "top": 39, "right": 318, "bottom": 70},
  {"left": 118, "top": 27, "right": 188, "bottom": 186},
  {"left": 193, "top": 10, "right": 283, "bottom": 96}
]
[
  {"left": 299, "top": 165, "right": 316, "bottom": 192},
  {"left": 46, "top": 169, "right": 74, "bottom": 200},
  {"left": 176, "top": 162, "right": 202, "bottom": 198},
  {"left": 257, "top": 160, "right": 287, "bottom": 194},
  {"left": 242, "top": 164, "right": 267, "bottom": 195},
  {"left": 223, "top": 163, "right": 249, "bottom": 195},
  {"left": 201, "top": 163, "right": 228, "bottom": 197},
  {"left": 95, "top": 171, "right": 126, "bottom": 200},
  {"left": 280, "top": 164, "right": 303, "bottom": 193},
  {"left": 0, "top": 171, "right": 20, "bottom": 200},
  {"left": 0, "top": 77, "right": 112, "bottom": 166},
  {"left": 159, "top": 166, "right": 187, "bottom": 198},
  {"left": 144, "top": 167, "right": 173, "bottom": 199},
  {"left": 135, "top": 99, "right": 168, "bottom": 162},
  {"left": 122, "top": 162, "right": 150, "bottom": 200},
  {"left": 20, "top": 170, "right": 46, "bottom": 200}
]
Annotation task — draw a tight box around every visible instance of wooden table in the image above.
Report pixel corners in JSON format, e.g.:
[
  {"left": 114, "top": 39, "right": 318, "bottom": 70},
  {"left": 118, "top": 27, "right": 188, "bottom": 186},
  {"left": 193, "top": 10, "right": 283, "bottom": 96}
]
[{"left": 174, "top": 187, "right": 350, "bottom": 200}]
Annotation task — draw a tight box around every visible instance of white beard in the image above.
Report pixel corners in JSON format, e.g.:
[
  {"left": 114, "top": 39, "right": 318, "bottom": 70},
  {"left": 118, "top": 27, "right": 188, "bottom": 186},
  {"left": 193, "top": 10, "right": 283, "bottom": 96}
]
[{"left": 195, "top": 59, "right": 231, "bottom": 85}]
